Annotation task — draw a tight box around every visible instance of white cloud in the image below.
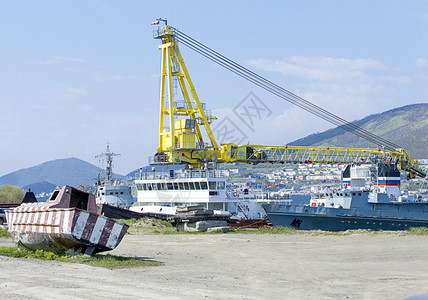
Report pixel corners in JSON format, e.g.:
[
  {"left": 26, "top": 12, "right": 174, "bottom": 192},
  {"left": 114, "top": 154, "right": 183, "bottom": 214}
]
[
  {"left": 415, "top": 57, "right": 428, "bottom": 68},
  {"left": 211, "top": 55, "right": 416, "bottom": 145},
  {"left": 248, "top": 56, "right": 384, "bottom": 82},
  {"left": 381, "top": 75, "right": 412, "bottom": 85},
  {"left": 246, "top": 55, "right": 412, "bottom": 119},
  {"left": 38, "top": 83, "right": 87, "bottom": 100},
  {"left": 34, "top": 55, "right": 87, "bottom": 65}
]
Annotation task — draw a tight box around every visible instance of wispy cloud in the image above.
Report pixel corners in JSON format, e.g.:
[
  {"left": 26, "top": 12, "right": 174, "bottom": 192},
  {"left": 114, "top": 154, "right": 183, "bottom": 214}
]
[
  {"left": 38, "top": 83, "right": 87, "bottom": 100},
  {"left": 34, "top": 55, "right": 87, "bottom": 65},
  {"left": 380, "top": 75, "right": 412, "bottom": 85},
  {"left": 247, "top": 56, "right": 391, "bottom": 118},
  {"left": 221, "top": 55, "right": 417, "bottom": 144},
  {"left": 415, "top": 57, "right": 428, "bottom": 68},
  {"left": 248, "top": 56, "right": 384, "bottom": 82}
]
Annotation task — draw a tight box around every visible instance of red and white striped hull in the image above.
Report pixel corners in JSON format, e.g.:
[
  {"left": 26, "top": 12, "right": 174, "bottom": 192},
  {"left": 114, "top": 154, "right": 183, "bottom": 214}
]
[{"left": 5, "top": 205, "right": 128, "bottom": 255}]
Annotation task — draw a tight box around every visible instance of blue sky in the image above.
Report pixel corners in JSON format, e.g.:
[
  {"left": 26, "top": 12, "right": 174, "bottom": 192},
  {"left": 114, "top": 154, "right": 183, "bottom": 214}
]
[{"left": 0, "top": 1, "right": 427, "bottom": 176}]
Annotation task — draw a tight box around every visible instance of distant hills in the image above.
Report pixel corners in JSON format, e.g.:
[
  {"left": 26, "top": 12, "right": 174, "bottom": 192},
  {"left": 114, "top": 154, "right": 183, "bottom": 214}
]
[
  {"left": 0, "top": 104, "right": 426, "bottom": 191},
  {"left": 0, "top": 158, "right": 122, "bottom": 192},
  {"left": 21, "top": 181, "right": 58, "bottom": 196},
  {"left": 125, "top": 164, "right": 184, "bottom": 178},
  {"left": 289, "top": 103, "right": 428, "bottom": 159}
]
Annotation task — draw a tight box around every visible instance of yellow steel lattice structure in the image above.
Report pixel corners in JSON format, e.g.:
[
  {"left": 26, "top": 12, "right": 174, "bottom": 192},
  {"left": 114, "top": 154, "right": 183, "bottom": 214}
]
[
  {"left": 155, "top": 25, "right": 217, "bottom": 155},
  {"left": 152, "top": 24, "right": 425, "bottom": 179}
]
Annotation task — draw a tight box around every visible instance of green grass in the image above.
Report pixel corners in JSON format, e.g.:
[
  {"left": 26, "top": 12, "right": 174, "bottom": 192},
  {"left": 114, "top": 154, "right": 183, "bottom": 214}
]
[
  {"left": 117, "top": 217, "right": 428, "bottom": 236},
  {"left": 231, "top": 226, "right": 428, "bottom": 236},
  {"left": 0, "top": 246, "right": 162, "bottom": 269},
  {"left": 0, "top": 227, "right": 10, "bottom": 237},
  {"left": 117, "top": 217, "right": 179, "bottom": 235},
  {"left": 407, "top": 227, "right": 428, "bottom": 235}
]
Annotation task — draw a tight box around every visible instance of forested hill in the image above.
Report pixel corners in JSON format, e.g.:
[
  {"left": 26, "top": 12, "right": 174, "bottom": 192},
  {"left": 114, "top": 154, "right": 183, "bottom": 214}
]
[{"left": 289, "top": 103, "right": 428, "bottom": 158}]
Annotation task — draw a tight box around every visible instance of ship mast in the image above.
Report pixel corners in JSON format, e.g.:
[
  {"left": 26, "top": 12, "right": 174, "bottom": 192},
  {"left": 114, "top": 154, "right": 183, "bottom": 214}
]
[{"left": 96, "top": 144, "right": 120, "bottom": 185}]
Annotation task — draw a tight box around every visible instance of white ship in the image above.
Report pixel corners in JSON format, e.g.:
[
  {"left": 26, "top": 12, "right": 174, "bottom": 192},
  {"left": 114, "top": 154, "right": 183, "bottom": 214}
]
[
  {"left": 95, "top": 144, "right": 135, "bottom": 209},
  {"left": 130, "top": 167, "right": 291, "bottom": 219}
]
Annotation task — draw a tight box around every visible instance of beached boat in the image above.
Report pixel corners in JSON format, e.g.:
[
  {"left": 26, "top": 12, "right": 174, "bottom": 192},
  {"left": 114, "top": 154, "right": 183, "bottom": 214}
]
[{"left": 5, "top": 185, "right": 128, "bottom": 255}]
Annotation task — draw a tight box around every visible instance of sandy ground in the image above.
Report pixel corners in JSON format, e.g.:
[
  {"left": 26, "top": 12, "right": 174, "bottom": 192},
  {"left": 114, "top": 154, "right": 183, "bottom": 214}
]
[{"left": 1, "top": 233, "right": 428, "bottom": 300}]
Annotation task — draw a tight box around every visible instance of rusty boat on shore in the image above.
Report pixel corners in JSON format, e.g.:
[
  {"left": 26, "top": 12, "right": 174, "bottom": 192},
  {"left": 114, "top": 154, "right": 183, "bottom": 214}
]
[{"left": 5, "top": 185, "right": 128, "bottom": 255}]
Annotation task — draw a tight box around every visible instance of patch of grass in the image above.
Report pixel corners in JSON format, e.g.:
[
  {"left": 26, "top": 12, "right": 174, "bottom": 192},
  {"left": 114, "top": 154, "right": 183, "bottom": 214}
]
[
  {"left": 407, "top": 227, "right": 428, "bottom": 235},
  {"left": 0, "top": 246, "right": 162, "bottom": 269},
  {"left": 229, "top": 226, "right": 428, "bottom": 236},
  {"left": 63, "top": 254, "right": 162, "bottom": 269},
  {"left": 0, "top": 227, "right": 10, "bottom": 237},
  {"left": 117, "top": 217, "right": 179, "bottom": 235},
  {"left": 230, "top": 226, "right": 298, "bottom": 234},
  {"left": 116, "top": 217, "right": 428, "bottom": 236}
]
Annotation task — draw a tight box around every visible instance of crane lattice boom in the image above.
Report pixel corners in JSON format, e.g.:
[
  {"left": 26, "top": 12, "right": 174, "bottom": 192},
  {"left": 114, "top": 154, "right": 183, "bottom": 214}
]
[{"left": 152, "top": 24, "right": 426, "bottom": 179}]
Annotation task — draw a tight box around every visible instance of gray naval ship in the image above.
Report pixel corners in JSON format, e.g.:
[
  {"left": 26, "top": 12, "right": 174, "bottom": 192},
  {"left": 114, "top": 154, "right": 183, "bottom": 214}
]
[
  {"left": 95, "top": 144, "right": 135, "bottom": 209},
  {"left": 263, "top": 162, "right": 428, "bottom": 231}
]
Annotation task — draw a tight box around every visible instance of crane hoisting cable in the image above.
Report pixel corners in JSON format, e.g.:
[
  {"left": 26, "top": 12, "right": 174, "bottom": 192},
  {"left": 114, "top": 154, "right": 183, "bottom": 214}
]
[
  {"left": 151, "top": 22, "right": 426, "bottom": 178},
  {"left": 173, "top": 28, "right": 401, "bottom": 152}
]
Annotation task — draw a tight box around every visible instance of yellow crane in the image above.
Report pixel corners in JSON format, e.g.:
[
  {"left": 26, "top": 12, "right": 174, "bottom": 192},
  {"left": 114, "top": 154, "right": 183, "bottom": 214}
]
[{"left": 152, "top": 22, "right": 425, "bottom": 179}]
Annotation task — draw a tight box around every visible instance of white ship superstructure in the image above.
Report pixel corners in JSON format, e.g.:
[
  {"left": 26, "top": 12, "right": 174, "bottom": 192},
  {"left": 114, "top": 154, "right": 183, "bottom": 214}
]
[
  {"left": 95, "top": 144, "right": 134, "bottom": 209},
  {"left": 132, "top": 168, "right": 289, "bottom": 219}
]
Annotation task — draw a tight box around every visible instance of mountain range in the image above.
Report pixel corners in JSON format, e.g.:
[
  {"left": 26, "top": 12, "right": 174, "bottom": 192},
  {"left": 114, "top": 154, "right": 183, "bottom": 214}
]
[
  {"left": 0, "top": 158, "right": 124, "bottom": 194},
  {"left": 0, "top": 103, "right": 426, "bottom": 192},
  {"left": 289, "top": 103, "right": 428, "bottom": 158}
]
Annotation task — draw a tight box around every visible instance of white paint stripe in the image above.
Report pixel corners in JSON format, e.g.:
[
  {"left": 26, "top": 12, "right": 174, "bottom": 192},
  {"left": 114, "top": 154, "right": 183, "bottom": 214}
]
[
  {"left": 30, "top": 212, "right": 35, "bottom": 225},
  {"left": 16, "top": 212, "right": 22, "bottom": 225},
  {"left": 22, "top": 212, "right": 27, "bottom": 224},
  {"left": 89, "top": 217, "right": 106, "bottom": 245},
  {"left": 17, "top": 212, "right": 23, "bottom": 224},
  {"left": 34, "top": 211, "right": 41, "bottom": 225},
  {"left": 54, "top": 211, "right": 61, "bottom": 227},
  {"left": 62, "top": 210, "right": 72, "bottom": 232},
  {"left": 7, "top": 212, "right": 14, "bottom": 232},
  {"left": 106, "top": 223, "right": 123, "bottom": 249},
  {"left": 22, "top": 211, "right": 30, "bottom": 225},
  {"left": 40, "top": 212, "right": 46, "bottom": 232},
  {"left": 72, "top": 211, "right": 89, "bottom": 239},
  {"left": 19, "top": 212, "right": 25, "bottom": 225},
  {"left": 47, "top": 211, "right": 53, "bottom": 227},
  {"left": 12, "top": 212, "right": 18, "bottom": 224}
]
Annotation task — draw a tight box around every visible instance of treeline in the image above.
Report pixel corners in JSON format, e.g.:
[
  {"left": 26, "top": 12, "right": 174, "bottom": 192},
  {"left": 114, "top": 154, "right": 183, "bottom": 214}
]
[{"left": 0, "top": 185, "right": 24, "bottom": 203}]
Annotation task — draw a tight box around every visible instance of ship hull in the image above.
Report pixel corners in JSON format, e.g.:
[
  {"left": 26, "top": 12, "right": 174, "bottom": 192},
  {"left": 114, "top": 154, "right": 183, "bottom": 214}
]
[
  {"left": 6, "top": 207, "right": 128, "bottom": 255},
  {"left": 263, "top": 204, "right": 428, "bottom": 231}
]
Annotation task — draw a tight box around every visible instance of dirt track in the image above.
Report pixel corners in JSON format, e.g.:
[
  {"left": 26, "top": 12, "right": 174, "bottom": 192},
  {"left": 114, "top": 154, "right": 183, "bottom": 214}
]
[{"left": 1, "top": 233, "right": 428, "bottom": 299}]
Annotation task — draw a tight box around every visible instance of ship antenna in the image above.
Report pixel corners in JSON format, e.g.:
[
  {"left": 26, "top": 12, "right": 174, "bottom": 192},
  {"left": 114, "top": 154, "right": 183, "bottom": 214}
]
[{"left": 95, "top": 143, "right": 120, "bottom": 185}]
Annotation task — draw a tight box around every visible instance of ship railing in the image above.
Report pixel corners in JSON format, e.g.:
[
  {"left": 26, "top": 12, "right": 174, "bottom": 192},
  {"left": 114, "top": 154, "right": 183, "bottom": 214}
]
[
  {"left": 226, "top": 190, "right": 269, "bottom": 200},
  {"left": 135, "top": 169, "right": 228, "bottom": 180},
  {"left": 153, "top": 26, "right": 174, "bottom": 39}
]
